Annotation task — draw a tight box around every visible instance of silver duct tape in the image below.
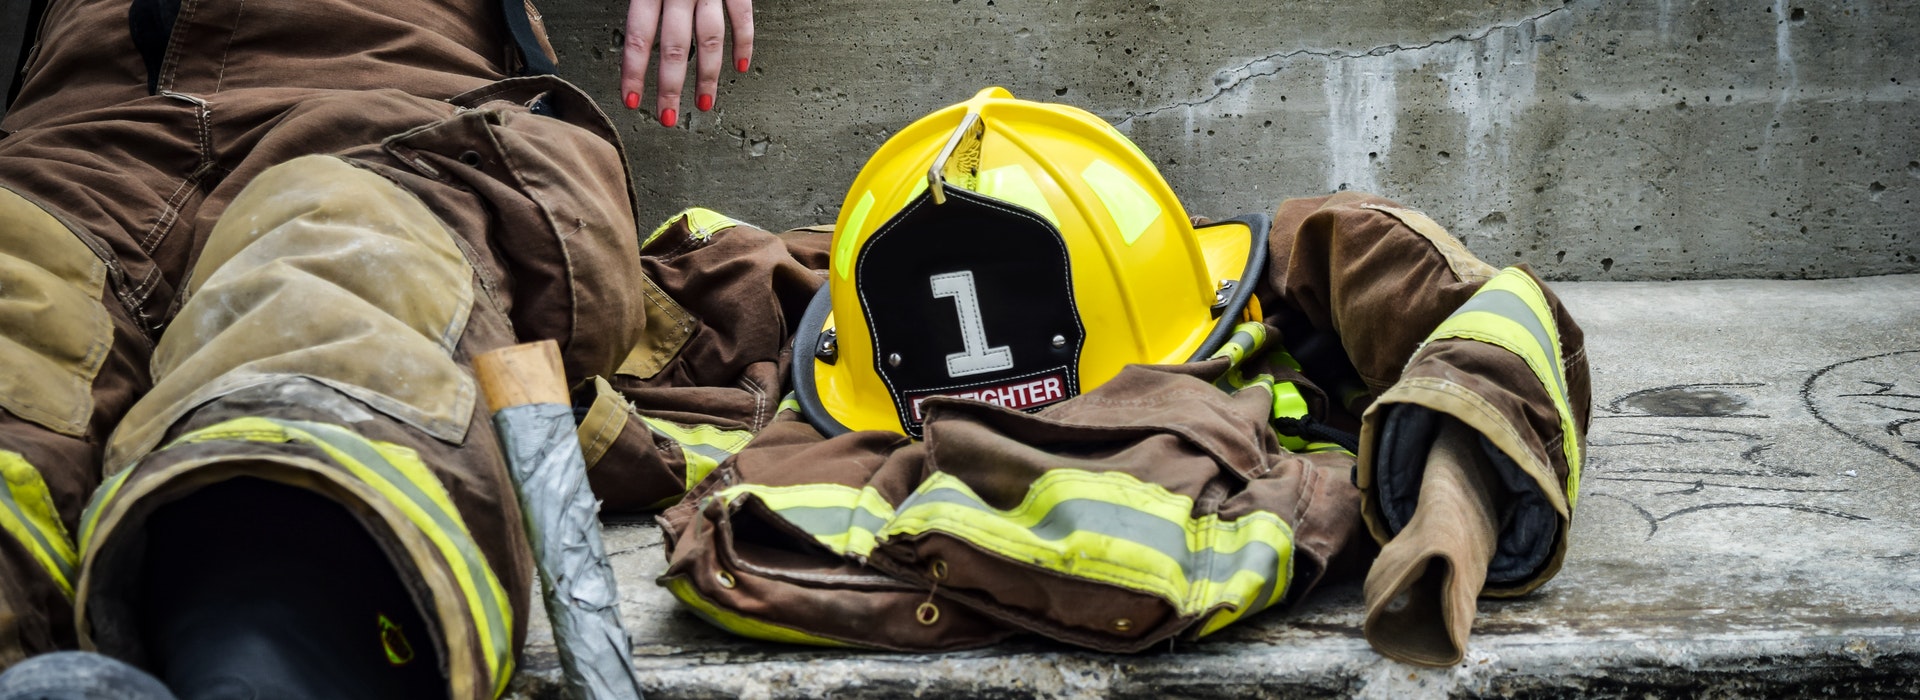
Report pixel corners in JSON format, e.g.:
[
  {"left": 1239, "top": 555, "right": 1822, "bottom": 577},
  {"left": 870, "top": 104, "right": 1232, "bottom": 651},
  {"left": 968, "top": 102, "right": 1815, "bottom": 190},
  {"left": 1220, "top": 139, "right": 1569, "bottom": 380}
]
[{"left": 494, "top": 403, "right": 646, "bottom": 700}]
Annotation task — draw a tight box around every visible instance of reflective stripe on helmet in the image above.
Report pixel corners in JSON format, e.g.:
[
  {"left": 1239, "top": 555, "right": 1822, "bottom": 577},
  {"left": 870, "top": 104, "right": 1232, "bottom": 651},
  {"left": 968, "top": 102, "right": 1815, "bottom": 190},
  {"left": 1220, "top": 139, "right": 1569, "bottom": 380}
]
[
  {"left": 157, "top": 417, "right": 517, "bottom": 698},
  {"left": 0, "top": 451, "right": 78, "bottom": 597},
  {"left": 1080, "top": 159, "right": 1162, "bottom": 246},
  {"left": 882, "top": 470, "right": 1293, "bottom": 635},
  {"left": 834, "top": 192, "right": 875, "bottom": 280},
  {"left": 1421, "top": 267, "right": 1583, "bottom": 508},
  {"left": 976, "top": 164, "right": 1059, "bottom": 227}
]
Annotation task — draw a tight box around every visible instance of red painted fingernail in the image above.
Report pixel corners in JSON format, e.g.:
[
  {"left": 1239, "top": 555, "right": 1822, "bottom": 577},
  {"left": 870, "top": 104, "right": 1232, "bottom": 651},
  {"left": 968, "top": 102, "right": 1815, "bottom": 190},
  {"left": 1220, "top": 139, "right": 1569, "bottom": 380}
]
[
  {"left": 736, "top": 58, "right": 750, "bottom": 73},
  {"left": 697, "top": 94, "right": 714, "bottom": 112},
  {"left": 624, "top": 92, "right": 639, "bottom": 110},
  {"left": 661, "top": 108, "right": 678, "bottom": 127}
]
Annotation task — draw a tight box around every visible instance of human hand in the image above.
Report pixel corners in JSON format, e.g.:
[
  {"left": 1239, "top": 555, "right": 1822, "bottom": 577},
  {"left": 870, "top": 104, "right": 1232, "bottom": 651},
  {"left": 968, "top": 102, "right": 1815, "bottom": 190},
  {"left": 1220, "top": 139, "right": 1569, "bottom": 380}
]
[{"left": 621, "top": 0, "right": 754, "bottom": 127}]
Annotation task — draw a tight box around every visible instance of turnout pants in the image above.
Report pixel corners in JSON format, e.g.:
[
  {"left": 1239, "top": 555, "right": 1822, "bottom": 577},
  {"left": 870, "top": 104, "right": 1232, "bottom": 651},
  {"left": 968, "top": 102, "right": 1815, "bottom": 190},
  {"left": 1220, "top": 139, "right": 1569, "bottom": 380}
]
[{"left": 0, "top": 0, "right": 642, "bottom": 696}]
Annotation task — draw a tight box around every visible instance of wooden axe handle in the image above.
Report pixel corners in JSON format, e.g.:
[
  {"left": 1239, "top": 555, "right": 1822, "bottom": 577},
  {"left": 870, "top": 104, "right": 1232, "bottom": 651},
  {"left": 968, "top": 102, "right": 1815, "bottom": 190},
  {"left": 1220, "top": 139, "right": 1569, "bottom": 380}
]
[{"left": 474, "top": 340, "right": 568, "bottom": 412}]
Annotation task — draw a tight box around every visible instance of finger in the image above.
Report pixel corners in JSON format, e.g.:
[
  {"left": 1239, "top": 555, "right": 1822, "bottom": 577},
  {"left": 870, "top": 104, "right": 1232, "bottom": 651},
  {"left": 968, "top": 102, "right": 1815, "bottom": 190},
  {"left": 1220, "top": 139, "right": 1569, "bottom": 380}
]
[
  {"left": 693, "top": 0, "right": 723, "bottom": 112},
  {"left": 655, "top": 0, "right": 695, "bottom": 126},
  {"left": 725, "top": 0, "right": 753, "bottom": 73},
  {"left": 620, "top": 0, "right": 661, "bottom": 110}
]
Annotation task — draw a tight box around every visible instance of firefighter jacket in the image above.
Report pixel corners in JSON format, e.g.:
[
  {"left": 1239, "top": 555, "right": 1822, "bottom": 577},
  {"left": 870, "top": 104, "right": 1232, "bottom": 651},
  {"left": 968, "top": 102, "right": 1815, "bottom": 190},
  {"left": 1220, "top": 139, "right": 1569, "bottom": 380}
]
[{"left": 581, "top": 193, "right": 1591, "bottom": 654}]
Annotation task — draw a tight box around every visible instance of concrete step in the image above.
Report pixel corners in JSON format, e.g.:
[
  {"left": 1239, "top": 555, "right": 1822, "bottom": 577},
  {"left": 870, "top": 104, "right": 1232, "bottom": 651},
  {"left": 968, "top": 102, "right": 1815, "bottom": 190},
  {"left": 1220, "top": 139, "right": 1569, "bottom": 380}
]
[{"left": 511, "top": 274, "right": 1920, "bottom": 698}]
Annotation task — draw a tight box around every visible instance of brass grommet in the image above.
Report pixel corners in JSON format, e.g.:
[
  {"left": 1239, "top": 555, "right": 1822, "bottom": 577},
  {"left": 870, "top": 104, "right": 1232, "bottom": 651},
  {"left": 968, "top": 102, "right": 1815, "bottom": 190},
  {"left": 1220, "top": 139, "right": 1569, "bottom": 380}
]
[
  {"left": 915, "top": 602, "right": 941, "bottom": 626},
  {"left": 1111, "top": 618, "right": 1133, "bottom": 632},
  {"left": 929, "top": 559, "right": 949, "bottom": 581},
  {"left": 715, "top": 570, "right": 737, "bottom": 589}
]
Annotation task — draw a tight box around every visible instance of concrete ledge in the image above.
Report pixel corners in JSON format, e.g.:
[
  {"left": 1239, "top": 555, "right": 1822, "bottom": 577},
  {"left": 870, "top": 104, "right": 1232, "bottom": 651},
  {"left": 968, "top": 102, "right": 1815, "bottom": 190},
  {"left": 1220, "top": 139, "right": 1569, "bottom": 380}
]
[{"left": 511, "top": 275, "right": 1920, "bottom": 698}]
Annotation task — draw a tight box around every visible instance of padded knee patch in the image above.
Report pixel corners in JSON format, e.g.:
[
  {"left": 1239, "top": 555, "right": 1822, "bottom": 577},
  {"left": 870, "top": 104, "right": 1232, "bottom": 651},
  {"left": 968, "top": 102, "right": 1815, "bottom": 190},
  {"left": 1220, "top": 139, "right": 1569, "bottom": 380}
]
[
  {"left": 105, "top": 155, "right": 478, "bottom": 471},
  {"left": 0, "top": 186, "right": 111, "bottom": 438}
]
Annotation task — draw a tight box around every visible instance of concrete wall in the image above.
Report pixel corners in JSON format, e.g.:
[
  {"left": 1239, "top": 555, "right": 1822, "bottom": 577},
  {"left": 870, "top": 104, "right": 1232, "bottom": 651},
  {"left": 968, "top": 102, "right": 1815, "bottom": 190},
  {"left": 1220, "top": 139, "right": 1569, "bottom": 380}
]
[{"left": 543, "top": 0, "right": 1919, "bottom": 281}]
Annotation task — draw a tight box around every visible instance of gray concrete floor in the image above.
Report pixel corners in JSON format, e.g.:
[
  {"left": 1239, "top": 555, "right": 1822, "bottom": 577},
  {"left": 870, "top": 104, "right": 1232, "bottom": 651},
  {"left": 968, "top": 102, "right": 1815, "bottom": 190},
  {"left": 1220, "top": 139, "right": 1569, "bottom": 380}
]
[{"left": 511, "top": 274, "right": 1920, "bottom": 698}]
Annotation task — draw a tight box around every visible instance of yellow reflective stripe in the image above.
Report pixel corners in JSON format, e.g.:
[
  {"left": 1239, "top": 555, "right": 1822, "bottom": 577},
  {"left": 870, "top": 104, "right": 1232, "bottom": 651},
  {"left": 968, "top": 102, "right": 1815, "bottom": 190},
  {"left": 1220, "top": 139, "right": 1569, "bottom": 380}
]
[
  {"left": 0, "top": 451, "right": 76, "bottom": 597},
  {"left": 1425, "top": 268, "right": 1583, "bottom": 508},
  {"left": 776, "top": 393, "right": 801, "bottom": 415},
  {"left": 1301, "top": 441, "right": 1354, "bottom": 455},
  {"left": 662, "top": 576, "right": 858, "bottom": 647},
  {"left": 1222, "top": 372, "right": 1310, "bottom": 421},
  {"left": 900, "top": 176, "right": 929, "bottom": 209},
  {"left": 717, "top": 483, "right": 895, "bottom": 557},
  {"left": 638, "top": 416, "right": 752, "bottom": 497},
  {"left": 645, "top": 207, "right": 743, "bottom": 248},
  {"left": 78, "top": 464, "right": 134, "bottom": 549},
  {"left": 882, "top": 471, "right": 1291, "bottom": 623},
  {"left": 1205, "top": 322, "right": 1269, "bottom": 368},
  {"left": 1080, "top": 159, "right": 1162, "bottom": 246},
  {"left": 833, "top": 191, "right": 876, "bottom": 280},
  {"left": 1269, "top": 347, "right": 1304, "bottom": 372},
  {"left": 1214, "top": 363, "right": 1352, "bottom": 456},
  {"left": 1275, "top": 433, "right": 1352, "bottom": 456},
  {"left": 1271, "top": 381, "right": 1310, "bottom": 421},
  {"left": 974, "top": 164, "right": 1060, "bottom": 227},
  {"left": 169, "top": 417, "right": 515, "bottom": 697},
  {"left": 379, "top": 613, "right": 416, "bottom": 665},
  {"left": 289, "top": 420, "right": 516, "bottom": 698}
]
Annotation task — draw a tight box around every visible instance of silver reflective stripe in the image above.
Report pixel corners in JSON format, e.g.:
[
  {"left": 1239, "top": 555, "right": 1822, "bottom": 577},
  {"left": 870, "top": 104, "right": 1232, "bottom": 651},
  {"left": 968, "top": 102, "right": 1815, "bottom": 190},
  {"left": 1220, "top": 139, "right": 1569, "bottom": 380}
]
[
  {"left": 769, "top": 505, "right": 892, "bottom": 541},
  {"left": 0, "top": 480, "right": 72, "bottom": 587},
  {"left": 894, "top": 488, "right": 1285, "bottom": 585},
  {"left": 1450, "top": 288, "right": 1567, "bottom": 402},
  {"left": 645, "top": 424, "right": 737, "bottom": 466}
]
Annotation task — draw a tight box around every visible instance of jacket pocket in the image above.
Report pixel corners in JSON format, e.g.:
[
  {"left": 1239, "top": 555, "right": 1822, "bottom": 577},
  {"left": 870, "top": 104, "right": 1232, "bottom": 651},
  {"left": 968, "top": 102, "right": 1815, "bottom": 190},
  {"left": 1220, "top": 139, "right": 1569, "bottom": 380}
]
[{"left": 384, "top": 76, "right": 644, "bottom": 384}]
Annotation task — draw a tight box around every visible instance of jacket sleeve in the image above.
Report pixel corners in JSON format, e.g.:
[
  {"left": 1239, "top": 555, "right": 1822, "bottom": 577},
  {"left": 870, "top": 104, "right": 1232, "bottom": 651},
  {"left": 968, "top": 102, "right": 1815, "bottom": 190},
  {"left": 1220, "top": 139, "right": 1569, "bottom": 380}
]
[{"left": 1257, "top": 192, "right": 1591, "bottom": 595}]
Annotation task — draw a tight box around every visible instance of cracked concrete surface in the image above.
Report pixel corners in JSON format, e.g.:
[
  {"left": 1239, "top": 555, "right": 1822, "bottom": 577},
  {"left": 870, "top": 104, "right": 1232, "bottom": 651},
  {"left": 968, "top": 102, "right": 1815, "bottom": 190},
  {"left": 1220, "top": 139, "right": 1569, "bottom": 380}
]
[
  {"left": 542, "top": 0, "right": 1918, "bottom": 281},
  {"left": 1115, "top": 5, "right": 1574, "bottom": 126},
  {"left": 506, "top": 275, "right": 1920, "bottom": 698}
]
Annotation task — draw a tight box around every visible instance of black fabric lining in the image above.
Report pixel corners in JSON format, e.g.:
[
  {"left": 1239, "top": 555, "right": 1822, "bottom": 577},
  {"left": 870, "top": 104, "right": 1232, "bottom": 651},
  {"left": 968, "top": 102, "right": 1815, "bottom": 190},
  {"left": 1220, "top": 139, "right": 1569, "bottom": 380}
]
[
  {"left": 128, "top": 0, "right": 180, "bottom": 95},
  {"left": 2, "top": 0, "right": 45, "bottom": 111},
  {"left": 1372, "top": 403, "right": 1556, "bottom": 585},
  {"left": 501, "top": 0, "right": 554, "bottom": 76},
  {"left": 121, "top": 0, "right": 554, "bottom": 97},
  {"left": 1274, "top": 415, "right": 1359, "bottom": 455}
]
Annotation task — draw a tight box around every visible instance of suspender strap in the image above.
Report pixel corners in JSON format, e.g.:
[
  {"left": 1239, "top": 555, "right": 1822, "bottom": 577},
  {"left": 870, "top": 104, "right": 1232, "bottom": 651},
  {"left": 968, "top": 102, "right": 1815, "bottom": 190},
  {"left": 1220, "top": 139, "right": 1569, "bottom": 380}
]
[
  {"left": 501, "top": 0, "right": 556, "bottom": 76},
  {"left": 3, "top": 0, "right": 47, "bottom": 108}
]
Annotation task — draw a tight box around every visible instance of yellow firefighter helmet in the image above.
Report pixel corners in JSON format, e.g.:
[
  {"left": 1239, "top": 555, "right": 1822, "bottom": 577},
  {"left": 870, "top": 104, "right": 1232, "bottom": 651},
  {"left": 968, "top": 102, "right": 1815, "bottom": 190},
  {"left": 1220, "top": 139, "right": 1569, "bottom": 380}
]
[{"left": 792, "top": 87, "right": 1267, "bottom": 437}]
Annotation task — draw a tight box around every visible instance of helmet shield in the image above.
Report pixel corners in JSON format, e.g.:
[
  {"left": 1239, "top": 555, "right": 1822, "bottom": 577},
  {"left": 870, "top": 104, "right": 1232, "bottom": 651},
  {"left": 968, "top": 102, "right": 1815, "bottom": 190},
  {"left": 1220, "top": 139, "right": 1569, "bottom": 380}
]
[{"left": 856, "top": 187, "right": 1084, "bottom": 438}]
